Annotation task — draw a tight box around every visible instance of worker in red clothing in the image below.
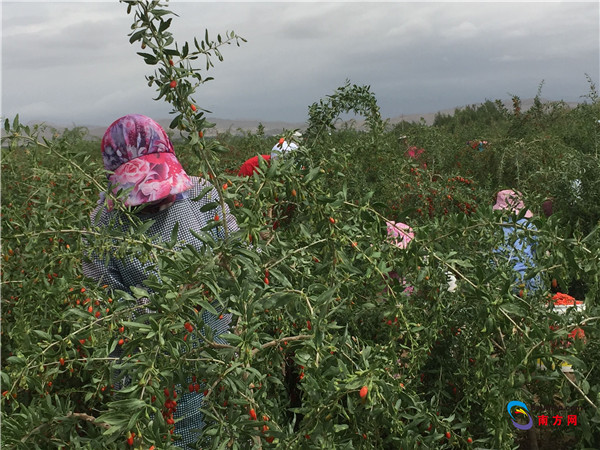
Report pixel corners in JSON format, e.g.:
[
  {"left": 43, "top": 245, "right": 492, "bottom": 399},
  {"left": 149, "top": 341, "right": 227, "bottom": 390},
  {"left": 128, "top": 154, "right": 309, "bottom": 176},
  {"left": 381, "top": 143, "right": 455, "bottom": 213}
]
[
  {"left": 237, "top": 137, "right": 300, "bottom": 177},
  {"left": 237, "top": 138, "right": 300, "bottom": 230},
  {"left": 237, "top": 154, "right": 271, "bottom": 177}
]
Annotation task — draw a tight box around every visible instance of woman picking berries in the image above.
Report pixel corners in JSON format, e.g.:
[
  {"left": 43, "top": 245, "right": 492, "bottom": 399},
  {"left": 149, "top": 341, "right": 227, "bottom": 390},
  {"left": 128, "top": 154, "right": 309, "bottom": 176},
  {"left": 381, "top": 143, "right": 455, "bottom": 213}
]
[
  {"left": 492, "top": 189, "right": 542, "bottom": 293},
  {"left": 83, "top": 114, "right": 238, "bottom": 448}
]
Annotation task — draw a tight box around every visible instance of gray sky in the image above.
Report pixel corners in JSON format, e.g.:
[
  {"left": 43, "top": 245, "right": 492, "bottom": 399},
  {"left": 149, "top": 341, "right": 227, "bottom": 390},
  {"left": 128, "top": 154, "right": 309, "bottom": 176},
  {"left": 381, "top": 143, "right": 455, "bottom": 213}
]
[{"left": 2, "top": 1, "right": 599, "bottom": 127}]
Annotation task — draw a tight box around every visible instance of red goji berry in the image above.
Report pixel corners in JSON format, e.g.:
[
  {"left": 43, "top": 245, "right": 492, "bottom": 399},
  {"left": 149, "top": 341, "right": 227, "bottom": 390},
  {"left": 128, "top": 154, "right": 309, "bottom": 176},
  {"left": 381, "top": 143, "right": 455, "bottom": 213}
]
[{"left": 359, "top": 386, "right": 368, "bottom": 399}]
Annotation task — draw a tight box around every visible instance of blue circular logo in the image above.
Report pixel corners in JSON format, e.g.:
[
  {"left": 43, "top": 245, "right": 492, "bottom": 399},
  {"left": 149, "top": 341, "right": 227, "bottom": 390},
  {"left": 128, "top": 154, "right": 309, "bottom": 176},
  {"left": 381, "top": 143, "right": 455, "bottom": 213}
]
[{"left": 507, "top": 401, "right": 533, "bottom": 430}]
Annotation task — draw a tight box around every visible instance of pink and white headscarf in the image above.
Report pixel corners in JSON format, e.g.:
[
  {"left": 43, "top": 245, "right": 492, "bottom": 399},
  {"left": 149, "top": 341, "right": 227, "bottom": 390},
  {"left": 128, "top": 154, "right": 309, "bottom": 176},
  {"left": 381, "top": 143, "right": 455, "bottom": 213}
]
[
  {"left": 386, "top": 221, "right": 415, "bottom": 249},
  {"left": 384, "top": 221, "right": 415, "bottom": 296},
  {"left": 101, "top": 114, "right": 193, "bottom": 207},
  {"left": 492, "top": 189, "right": 533, "bottom": 218}
]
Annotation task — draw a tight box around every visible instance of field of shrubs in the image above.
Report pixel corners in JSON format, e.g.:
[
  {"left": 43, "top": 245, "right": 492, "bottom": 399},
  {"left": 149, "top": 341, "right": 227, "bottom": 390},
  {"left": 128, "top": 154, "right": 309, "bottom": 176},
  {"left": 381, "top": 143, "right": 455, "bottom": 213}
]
[{"left": 2, "top": 1, "right": 599, "bottom": 449}]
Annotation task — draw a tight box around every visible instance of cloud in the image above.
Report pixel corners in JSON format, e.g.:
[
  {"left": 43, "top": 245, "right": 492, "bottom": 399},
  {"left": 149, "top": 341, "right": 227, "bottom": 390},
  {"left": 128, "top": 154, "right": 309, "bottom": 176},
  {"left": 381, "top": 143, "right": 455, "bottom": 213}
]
[
  {"left": 1, "top": 1, "right": 598, "bottom": 126},
  {"left": 440, "top": 21, "right": 479, "bottom": 40},
  {"left": 489, "top": 55, "right": 524, "bottom": 63}
]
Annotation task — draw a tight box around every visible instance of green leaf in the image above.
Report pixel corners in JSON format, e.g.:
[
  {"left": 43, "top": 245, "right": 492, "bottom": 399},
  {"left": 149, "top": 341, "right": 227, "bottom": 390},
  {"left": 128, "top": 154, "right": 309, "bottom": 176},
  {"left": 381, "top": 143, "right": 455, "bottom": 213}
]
[
  {"left": 191, "top": 185, "right": 214, "bottom": 202},
  {"left": 130, "top": 286, "right": 149, "bottom": 299},
  {"left": 190, "top": 229, "right": 216, "bottom": 246},
  {"left": 200, "top": 202, "right": 219, "bottom": 213},
  {"left": 220, "top": 333, "right": 242, "bottom": 344},
  {"left": 0, "top": 371, "right": 11, "bottom": 386},
  {"left": 129, "top": 29, "right": 145, "bottom": 43},
  {"left": 31, "top": 330, "right": 52, "bottom": 341},
  {"left": 170, "top": 221, "right": 179, "bottom": 246},
  {"left": 196, "top": 298, "right": 219, "bottom": 316},
  {"left": 500, "top": 304, "right": 526, "bottom": 318},
  {"left": 159, "top": 17, "right": 172, "bottom": 33},
  {"left": 121, "top": 321, "right": 152, "bottom": 330},
  {"left": 232, "top": 247, "right": 260, "bottom": 263},
  {"left": 303, "top": 167, "right": 321, "bottom": 184},
  {"left": 169, "top": 114, "right": 183, "bottom": 130},
  {"left": 6, "top": 356, "right": 25, "bottom": 365}
]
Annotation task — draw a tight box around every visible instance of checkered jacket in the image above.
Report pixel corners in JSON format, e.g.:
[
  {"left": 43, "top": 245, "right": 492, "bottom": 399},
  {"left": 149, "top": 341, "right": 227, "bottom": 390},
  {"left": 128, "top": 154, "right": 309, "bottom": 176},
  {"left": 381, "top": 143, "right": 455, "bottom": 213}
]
[{"left": 83, "top": 177, "right": 238, "bottom": 448}]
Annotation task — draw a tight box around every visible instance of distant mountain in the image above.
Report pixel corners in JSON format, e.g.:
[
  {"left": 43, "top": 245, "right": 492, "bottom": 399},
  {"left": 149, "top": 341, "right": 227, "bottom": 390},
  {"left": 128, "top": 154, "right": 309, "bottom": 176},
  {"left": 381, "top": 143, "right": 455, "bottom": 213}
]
[
  {"left": 45, "top": 118, "right": 307, "bottom": 139},
  {"left": 22, "top": 98, "right": 581, "bottom": 139}
]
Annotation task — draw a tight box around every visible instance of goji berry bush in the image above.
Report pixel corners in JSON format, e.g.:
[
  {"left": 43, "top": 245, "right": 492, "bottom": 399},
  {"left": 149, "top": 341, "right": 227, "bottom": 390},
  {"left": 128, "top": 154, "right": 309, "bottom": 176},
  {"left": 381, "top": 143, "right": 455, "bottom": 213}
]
[{"left": 2, "top": 1, "right": 600, "bottom": 449}]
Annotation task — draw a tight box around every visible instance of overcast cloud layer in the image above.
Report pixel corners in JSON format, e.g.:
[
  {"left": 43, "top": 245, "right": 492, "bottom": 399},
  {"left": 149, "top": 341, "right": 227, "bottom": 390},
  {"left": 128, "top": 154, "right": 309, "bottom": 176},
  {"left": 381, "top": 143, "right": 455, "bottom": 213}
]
[{"left": 2, "top": 1, "right": 599, "bottom": 127}]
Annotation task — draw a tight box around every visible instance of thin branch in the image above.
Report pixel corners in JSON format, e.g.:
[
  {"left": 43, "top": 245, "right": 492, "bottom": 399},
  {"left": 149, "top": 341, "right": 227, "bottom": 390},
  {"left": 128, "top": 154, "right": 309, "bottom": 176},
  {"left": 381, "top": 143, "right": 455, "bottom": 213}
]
[
  {"left": 67, "top": 412, "right": 111, "bottom": 430},
  {"left": 490, "top": 338, "right": 506, "bottom": 353},
  {"left": 561, "top": 370, "right": 598, "bottom": 410},
  {"left": 265, "top": 239, "right": 327, "bottom": 271},
  {"left": 499, "top": 307, "right": 527, "bottom": 337},
  {"left": 20, "top": 411, "right": 110, "bottom": 443},
  {"left": 580, "top": 316, "right": 600, "bottom": 325},
  {"left": 497, "top": 326, "right": 507, "bottom": 350},
  {"left": 10, "top": 229, "right": 176, "bottom": 254},
  {"left": 251, "top": 334, "right": 311, "bottom": 356}
]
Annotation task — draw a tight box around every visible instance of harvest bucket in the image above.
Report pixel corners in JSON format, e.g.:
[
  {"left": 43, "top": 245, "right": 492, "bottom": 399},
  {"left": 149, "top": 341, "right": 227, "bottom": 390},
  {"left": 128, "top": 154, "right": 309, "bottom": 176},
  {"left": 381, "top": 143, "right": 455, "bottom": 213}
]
[{"left": 537, "top": 293, "right": 585, "bottom": 373}]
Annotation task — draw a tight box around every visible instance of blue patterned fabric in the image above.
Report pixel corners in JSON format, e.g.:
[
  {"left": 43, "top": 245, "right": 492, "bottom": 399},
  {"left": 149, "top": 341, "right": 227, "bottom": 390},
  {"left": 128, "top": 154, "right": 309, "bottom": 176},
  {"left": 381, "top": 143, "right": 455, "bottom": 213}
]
[
  {"left": 494, "top": 217, "right": 542, "bottom": 292},
  {"left": 83, "top": 177, "right": 238, "bottom": 448}
]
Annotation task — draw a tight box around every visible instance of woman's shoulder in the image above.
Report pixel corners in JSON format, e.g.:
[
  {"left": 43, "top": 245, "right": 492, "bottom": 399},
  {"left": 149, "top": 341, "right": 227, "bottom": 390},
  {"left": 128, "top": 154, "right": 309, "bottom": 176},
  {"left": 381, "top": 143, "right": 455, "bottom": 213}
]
[{"left": 186, "top": 176, "right": 215, "bottom": 199}]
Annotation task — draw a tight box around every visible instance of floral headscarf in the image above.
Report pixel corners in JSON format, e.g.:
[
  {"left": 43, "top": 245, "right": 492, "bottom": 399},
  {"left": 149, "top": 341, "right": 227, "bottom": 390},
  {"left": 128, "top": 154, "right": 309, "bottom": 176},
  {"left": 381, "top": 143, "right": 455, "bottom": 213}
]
[
  {"left": 492, "top": 189, "right": 533, "bottom": 218},
  {"left": 386, "top": 221, "right": 415, "bottom": 249},
  {"left": 404, "top": 146, "right": 427, "bottom": 169},
  {"left": 101, "top": 114, "right": 193, "bottom": 207}
]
